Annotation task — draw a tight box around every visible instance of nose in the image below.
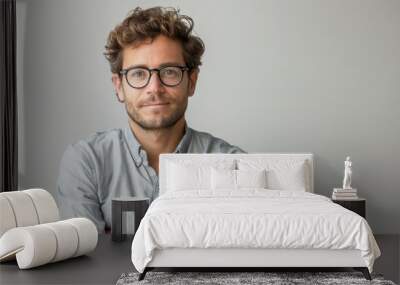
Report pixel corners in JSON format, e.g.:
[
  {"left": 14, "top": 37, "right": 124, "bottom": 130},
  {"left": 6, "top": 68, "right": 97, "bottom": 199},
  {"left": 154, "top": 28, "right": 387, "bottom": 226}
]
[{"left": 146, "top": 70, "right": 165, "bottom": 93}]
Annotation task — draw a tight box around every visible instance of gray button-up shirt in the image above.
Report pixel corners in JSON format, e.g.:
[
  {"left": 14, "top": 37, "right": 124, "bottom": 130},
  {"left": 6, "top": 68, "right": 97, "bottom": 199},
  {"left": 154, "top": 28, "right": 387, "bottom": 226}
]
[{"left": 56, "top": 123, "right": 245, "bottom": 232}]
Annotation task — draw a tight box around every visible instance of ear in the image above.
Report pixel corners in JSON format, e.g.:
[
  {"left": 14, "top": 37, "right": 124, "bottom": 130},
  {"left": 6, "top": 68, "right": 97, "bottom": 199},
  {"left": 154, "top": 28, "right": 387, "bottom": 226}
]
[
  {"left": 187, "top": 69, "right": 199, "bottom": 97},
  {"left": 111, "top": 73, "right": 125, "bottom": 103}
]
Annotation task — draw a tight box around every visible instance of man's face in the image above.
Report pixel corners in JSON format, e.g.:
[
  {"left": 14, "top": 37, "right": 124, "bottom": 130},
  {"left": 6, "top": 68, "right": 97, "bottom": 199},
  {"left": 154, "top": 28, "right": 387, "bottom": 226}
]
[{"left": 112, "top": 35, "right": 198, "bottom": 130}]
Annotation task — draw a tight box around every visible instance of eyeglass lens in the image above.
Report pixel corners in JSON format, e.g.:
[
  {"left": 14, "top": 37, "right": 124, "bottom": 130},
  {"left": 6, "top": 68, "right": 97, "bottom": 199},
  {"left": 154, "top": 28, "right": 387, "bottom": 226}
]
[{"left": 126, "top": 67, "right": 184, "bottom": 88}]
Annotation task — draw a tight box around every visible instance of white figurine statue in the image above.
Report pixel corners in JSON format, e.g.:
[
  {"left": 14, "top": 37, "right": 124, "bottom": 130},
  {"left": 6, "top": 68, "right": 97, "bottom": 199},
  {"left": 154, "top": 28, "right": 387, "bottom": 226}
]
[{"left": 342, "top": 156, "right": 352, "bottom": 189}]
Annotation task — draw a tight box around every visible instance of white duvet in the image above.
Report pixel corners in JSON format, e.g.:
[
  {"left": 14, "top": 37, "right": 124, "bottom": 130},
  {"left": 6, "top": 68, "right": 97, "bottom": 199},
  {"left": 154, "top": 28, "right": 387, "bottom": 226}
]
[{"left": 131, "top": 189, "right": 380, "bottom": 273}]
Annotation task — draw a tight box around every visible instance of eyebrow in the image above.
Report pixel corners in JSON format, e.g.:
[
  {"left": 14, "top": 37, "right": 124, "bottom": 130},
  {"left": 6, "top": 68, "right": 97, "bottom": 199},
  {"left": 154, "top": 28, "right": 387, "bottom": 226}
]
[{"left": 123, "top": 62, "right": 185, "bottom": 70}]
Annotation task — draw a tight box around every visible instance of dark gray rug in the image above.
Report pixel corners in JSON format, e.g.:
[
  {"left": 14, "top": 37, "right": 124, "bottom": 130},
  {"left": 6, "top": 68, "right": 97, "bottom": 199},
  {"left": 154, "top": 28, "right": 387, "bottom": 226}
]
[{"left": 116, "top": 271, "right": 396, "bottom": 285}]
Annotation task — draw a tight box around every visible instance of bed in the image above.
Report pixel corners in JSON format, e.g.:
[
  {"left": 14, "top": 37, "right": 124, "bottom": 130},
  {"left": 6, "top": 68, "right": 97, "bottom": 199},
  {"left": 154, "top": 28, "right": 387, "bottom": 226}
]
[{"left": 130, "top": 153, "right": 381, "bottom": 281}]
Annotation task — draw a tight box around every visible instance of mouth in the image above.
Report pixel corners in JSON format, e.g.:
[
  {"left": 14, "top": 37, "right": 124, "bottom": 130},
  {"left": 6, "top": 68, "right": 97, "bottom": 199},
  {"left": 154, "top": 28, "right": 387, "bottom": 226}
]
[{"left": 141, "top": 102, "right": 170, "bottom": 109}]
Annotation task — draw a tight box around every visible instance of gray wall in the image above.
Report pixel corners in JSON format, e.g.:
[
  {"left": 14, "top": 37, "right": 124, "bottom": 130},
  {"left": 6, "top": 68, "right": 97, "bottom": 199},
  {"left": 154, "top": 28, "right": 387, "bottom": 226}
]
[{"left": 17, "top": 0, "right": 400, "bottom": 234}]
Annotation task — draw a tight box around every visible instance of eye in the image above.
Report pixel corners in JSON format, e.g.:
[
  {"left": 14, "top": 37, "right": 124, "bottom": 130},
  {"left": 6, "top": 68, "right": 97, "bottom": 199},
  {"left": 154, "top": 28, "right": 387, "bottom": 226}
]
[
  {"left": 162, "top": 67, "right": 180, "bottom": 78},
  {"left": 128, "top": 69, "right": 147, "bottom": 80}
]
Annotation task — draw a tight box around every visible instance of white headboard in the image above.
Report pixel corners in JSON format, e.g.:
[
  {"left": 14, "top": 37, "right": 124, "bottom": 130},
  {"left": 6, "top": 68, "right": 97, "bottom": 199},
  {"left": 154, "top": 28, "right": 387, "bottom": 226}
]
[{"left": 159, "top": 153, "right": 314, "bottom": 195}]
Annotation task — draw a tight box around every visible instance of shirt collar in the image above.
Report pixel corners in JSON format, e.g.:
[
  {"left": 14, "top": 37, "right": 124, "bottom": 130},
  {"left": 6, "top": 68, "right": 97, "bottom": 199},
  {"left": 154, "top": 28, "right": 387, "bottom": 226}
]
[
  {"left": 124, "top": 122, "right": 192, "bottom": 166},
  {"left": 174, "top": 122, "right": 192, "bottom": 154}
]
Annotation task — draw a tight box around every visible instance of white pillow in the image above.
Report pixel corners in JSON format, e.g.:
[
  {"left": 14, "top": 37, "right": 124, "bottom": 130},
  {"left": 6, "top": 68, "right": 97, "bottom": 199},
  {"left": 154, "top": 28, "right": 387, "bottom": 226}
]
[
  {"left": 211, "top": 168, "right": 236, "bottom": 189},
  {"left": 237, "top": 159, "right": 308, "bottom": 191},
  {"left": 236, "top": 169, "right": 267, "bottom": 188},
  {"left": 166, "top": 160, "right": 235, "bottom": 191},
  {"left": 211, "top": 168, "right": 268, "bottom": 190},
  {"left": 167, "top": 163, "right": 210, "bottom": 191}
]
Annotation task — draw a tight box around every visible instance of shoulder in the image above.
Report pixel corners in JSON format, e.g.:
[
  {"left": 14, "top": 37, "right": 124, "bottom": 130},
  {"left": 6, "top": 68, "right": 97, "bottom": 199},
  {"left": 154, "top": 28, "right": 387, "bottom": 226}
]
[
  {"left": 189, "top": 128, "right": 246, "bottom": 154},
  {"left": 60, "top": 128, "right": 124, "bottom": 167}
]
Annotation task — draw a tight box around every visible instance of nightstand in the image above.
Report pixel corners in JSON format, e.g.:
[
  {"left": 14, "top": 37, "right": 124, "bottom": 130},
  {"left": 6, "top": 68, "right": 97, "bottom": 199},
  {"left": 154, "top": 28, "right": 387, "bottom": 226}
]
[
  {"left": 111, "top": 197, "right": 150, "bottom": 242},
  {"left": 332, "top": 198, "right": 366, "bottom": 218}
]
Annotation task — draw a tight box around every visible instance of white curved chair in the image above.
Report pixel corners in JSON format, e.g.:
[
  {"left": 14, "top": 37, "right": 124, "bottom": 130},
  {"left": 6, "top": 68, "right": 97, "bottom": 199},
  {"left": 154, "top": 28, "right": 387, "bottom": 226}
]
[
  {"left": 0, "top": 188, "right": 59, "bottom": 236},
  {"left": 0, "top": 189, "right": 98, "bottom": 269},
  {"left": 0, "top": 218, "right": 98, "bottom": 269}
]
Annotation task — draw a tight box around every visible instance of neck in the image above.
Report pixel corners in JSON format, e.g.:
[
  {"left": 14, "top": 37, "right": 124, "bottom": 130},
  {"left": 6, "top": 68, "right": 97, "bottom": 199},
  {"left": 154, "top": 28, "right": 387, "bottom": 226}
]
[{"left": 128, "top": 117, "right": 186, "bottom": 172}]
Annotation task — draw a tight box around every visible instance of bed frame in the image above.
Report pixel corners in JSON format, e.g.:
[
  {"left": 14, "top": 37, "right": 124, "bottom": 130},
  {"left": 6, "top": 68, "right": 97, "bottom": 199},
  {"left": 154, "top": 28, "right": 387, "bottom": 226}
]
[
  {"left": 138, "top": 153, "right": 371, "bottom": 281},
  {"left": 140, "top": 248, "right": 370, "bottom": 280}
]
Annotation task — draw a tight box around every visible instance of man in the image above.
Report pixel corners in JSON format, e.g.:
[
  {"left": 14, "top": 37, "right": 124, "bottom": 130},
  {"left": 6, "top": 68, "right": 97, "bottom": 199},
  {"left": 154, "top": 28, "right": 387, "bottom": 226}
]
[{"left": 57, "top": 7, "right": 245, "bottom": 233}]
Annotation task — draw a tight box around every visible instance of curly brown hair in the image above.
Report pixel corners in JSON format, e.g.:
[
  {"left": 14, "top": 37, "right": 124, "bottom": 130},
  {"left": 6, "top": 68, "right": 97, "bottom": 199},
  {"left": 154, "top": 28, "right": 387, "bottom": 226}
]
[{"left": 104, "top": 7, "right": 205, "bottom": 74}]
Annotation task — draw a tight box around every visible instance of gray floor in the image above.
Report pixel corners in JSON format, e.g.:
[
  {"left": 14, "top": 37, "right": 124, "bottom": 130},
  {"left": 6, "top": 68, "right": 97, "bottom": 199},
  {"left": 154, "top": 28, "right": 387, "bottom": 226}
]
[
  {"left": 0, "top": 234, "right": 398, "bottom": 284},
  {"left": 374, "top": 234, "right": 400, "bottom": 284}
]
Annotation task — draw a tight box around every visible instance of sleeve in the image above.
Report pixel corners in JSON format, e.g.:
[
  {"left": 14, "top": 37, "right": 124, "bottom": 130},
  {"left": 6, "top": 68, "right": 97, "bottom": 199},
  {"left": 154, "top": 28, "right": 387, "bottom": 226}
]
[
  {"left": 223, "top": 143, "right": 247, "bottom": 154},
  {"left": 56, "top": 144, "right": 105, "bottom": 233},
  {"left": 212, "top": 138, "right": 247, "bottom": 154}
]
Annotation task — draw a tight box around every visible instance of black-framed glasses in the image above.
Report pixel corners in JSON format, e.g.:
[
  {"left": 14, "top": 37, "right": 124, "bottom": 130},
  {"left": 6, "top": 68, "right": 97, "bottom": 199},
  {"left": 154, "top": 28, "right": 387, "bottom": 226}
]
[{"left": 120, "top": 65, "right": 190, "bottom": 89}]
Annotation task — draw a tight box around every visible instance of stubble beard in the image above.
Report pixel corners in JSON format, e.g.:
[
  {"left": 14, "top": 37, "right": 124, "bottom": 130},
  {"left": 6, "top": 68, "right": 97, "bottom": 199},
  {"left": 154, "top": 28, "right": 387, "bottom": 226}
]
[{"left": 126, "top": 99, "right": 188, "bottom": 131}]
